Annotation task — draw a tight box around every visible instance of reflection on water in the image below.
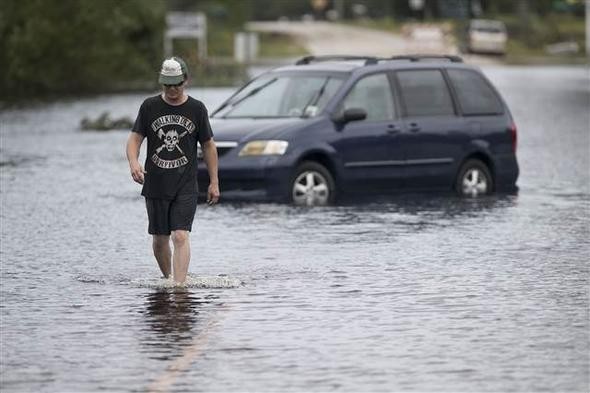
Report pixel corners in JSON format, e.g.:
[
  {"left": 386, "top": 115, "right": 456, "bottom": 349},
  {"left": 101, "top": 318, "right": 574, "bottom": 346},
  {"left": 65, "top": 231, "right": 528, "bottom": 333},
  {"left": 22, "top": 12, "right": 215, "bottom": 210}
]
[
  {"left": 141, "top": 289, "right": 212, "bottom": 358},
  {"left": 1, "top": 68, "right": 588, "bottom": 392},
  {"left": 143, "top": 290, "right": 202, "bottom": 336},
  {"left": 339, "top": 192, "right": 519, "bottom": 217}
]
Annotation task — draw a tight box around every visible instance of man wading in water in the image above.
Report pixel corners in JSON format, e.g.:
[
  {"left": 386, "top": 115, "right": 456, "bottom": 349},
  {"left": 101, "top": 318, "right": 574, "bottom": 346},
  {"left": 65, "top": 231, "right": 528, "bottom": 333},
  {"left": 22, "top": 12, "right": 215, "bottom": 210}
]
[{"left": 126, "top": 56, "right": 219, "bottom": 284}]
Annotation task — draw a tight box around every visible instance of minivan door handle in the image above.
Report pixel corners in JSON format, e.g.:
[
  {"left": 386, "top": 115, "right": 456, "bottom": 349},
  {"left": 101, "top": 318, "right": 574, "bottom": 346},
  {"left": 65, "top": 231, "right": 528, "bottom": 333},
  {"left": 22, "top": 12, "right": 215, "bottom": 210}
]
[
  {"left": 409, "top": 122, "right": 421, "bottom": 132},
  {"left": 386, "top": 124, "right": 401, "bottom": 134}
]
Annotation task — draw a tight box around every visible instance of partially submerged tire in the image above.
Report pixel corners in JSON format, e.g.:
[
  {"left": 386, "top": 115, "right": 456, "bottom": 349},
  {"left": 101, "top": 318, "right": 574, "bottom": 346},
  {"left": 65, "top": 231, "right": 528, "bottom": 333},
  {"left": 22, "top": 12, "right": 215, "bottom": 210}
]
[
  {"left": 455, "top": 159, "right": 493, "bottom": 197},
  {"left": 290, "top": 161, "right": 335, "bottom": 206}
]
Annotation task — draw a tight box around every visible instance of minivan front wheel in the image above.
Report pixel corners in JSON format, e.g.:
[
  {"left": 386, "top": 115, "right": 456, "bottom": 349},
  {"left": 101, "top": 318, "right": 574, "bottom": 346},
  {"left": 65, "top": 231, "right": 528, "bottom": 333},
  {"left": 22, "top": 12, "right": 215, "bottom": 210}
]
[
  {"left": 455, "top": 159, "right": 493, "bottom": 197},
  {"left": 290, "top": 161, "right": 335, "bottom": 206}
]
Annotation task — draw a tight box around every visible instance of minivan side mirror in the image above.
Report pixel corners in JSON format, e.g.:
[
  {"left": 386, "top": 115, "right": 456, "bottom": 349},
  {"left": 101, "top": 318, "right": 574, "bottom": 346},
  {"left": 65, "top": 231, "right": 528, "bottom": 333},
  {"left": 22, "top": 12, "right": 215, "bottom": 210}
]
[{"left": 332, "top": 108, "right": 367, "bottom": 124}]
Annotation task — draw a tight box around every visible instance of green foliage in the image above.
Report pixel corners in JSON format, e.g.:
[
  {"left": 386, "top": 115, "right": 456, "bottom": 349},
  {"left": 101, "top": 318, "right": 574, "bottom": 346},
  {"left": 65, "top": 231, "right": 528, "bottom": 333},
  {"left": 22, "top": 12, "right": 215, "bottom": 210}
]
[
  {"left": 496, "top": 13, "right": 586, "bottom": 51},
  {"left": 0, "top": 0, "right": 165, "bottom": 100},
  {"left": 258, "top": 33, "right": 308, "bottom": 57},
  {"left": 190, "top": 61, "right": 248, "bottom": 87},
  {"left": 207, "top": 22, "right": 240, "bottom": 57}
]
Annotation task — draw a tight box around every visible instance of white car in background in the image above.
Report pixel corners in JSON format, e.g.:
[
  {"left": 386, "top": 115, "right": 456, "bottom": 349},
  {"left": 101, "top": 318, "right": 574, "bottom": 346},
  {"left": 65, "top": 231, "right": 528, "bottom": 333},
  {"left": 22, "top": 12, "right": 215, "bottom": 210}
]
[{"left": 467, "top": 19, "right": 507, "bottom": 55}]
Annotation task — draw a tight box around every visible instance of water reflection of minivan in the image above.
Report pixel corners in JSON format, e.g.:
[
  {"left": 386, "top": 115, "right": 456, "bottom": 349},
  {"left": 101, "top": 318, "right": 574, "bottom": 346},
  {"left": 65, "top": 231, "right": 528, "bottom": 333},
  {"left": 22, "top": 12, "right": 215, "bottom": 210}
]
[{"left": 198, "top": 55, "right": 519, "bottom": 206}]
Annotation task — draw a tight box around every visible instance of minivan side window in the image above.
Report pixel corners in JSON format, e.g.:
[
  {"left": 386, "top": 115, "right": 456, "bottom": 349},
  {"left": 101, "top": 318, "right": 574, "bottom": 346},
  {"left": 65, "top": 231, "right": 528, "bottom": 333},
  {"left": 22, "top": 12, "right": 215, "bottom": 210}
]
[
  {"left": 397, "top": 70, "right": 455, "bottom": 117},
  {"left": 340, "top": 73, "right": 395, "bottom": 121},
  {"left": 447, "top": 69, "right": 504, "bottom": 115}
]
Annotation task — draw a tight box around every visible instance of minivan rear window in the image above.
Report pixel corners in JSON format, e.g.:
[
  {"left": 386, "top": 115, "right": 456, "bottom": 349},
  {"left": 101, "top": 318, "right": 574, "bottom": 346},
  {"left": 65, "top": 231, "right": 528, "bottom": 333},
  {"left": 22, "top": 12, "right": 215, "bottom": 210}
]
[
  {"left": 397, "top": 70, "right": 455, "bottom": 117},
  {"left": 447, "top": 69, "right": 504, "bottom": 115}
]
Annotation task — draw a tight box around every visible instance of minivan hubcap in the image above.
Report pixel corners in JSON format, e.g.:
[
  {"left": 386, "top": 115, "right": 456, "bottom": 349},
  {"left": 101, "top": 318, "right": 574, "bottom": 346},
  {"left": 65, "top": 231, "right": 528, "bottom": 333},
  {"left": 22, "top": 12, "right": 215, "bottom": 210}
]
[
  {"left": 293, "top": 171, "right": 330, "bottom": 206},
  {"left": 462, "top": 168, "right": 488, "bottom": 197}
]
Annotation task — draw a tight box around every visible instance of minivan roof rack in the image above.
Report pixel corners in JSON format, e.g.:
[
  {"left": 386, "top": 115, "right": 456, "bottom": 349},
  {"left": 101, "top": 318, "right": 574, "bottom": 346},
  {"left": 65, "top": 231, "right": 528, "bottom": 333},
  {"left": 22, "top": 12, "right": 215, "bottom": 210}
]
[
  {"left": 388, "top": 54, "right": 463, "bottom": 63},
  {"left": 295, "top": 55, "right": 379, "bottom": 66}
]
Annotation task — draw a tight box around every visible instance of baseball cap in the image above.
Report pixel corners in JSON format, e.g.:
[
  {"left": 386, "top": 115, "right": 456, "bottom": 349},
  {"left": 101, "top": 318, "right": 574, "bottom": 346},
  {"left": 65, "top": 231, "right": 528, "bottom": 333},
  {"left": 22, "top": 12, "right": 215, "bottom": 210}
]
[{"left": 158, "top": 56, "right": 188, "bottom": 85}]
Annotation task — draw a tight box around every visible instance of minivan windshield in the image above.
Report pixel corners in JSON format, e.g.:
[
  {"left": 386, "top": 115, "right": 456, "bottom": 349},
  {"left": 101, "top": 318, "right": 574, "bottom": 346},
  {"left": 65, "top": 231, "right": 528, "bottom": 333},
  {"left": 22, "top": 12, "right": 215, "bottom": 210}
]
[{"left": 213, "top": 74, "right": 344, "bottom": 118}]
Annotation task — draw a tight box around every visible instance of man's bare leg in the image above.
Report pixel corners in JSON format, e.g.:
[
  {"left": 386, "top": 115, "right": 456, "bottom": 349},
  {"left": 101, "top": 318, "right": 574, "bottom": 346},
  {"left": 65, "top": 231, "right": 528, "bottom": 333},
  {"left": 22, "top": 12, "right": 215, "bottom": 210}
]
[
  {"left": 171, "top": 230, "right": 190, "bottom": 283},
  {"left": 152, "top": 235, "right": 171, "bottom": 278}
]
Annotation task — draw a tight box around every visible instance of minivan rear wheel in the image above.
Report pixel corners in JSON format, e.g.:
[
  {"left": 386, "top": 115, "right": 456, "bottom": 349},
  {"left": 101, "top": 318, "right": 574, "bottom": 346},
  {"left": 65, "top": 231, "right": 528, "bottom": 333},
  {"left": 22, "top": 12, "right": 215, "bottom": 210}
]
[
  {"left": 455, "top": 159, "right": 493, "bottom": 197},
  {"left": 290, "top": 161, "right": 335, "bottom": 206}
]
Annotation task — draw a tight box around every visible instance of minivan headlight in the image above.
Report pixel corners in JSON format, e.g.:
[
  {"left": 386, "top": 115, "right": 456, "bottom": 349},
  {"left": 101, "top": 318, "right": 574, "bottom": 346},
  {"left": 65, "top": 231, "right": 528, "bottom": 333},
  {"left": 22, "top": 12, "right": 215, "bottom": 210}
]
[{"left": 239, "top": 140, "right": 288, "bottom": 156}]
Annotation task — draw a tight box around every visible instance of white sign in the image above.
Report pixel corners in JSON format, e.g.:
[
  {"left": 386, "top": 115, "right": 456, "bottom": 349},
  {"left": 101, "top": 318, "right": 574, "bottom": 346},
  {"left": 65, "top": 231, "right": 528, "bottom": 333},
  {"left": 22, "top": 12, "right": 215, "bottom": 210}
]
[
  {"left": 166, "top": 12, "right": 206, "bottom": 38},
  {"left": 164, "top": 12, "right": 207, "bottom": 59}
]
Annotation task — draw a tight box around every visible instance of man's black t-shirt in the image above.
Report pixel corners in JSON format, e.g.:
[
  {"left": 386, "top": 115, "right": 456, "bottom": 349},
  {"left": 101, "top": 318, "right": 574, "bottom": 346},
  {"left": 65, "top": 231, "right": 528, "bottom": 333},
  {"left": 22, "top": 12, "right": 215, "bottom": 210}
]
[{"left": 132, "top": 95, "right": 213, "bottom": 200}]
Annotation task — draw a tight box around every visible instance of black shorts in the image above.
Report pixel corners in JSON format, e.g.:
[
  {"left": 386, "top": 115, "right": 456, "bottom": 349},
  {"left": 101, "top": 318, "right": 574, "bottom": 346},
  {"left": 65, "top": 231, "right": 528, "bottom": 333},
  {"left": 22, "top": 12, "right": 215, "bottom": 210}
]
[{"left": 145, "top": 193, "right": 197, "bottom": 235}]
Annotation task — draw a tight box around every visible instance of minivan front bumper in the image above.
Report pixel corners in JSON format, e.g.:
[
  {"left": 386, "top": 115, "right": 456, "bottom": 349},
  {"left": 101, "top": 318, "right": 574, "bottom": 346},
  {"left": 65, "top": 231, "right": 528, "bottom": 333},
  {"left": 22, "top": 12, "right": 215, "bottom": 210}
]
[{"left": 197, "top": 154, "right": 293, "bottom": 201}]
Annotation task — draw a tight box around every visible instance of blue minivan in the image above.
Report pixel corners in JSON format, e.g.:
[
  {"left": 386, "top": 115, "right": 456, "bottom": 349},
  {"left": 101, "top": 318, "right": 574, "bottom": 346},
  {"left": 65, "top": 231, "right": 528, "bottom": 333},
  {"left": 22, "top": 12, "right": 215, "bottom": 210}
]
[{"left": 198, "top": 55, "right": 519, "bottom": 205}]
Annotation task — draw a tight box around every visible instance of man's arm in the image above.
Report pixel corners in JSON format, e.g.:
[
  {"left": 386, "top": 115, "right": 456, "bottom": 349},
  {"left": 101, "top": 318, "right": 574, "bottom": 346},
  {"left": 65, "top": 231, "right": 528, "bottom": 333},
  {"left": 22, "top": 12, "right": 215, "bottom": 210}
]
[
  {"left": 201, "top": 139, "right": 220, "bottom": 204},
  {"left": 126, "top": 132, "right": 146, "bottom": 184}
]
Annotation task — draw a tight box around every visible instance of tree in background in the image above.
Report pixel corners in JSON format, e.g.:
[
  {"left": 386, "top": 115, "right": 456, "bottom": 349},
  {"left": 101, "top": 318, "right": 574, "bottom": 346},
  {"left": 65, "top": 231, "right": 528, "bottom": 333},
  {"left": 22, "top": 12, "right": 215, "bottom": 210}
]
[{"left": 0, "top": 0, "right": 165, "bottom": 100}]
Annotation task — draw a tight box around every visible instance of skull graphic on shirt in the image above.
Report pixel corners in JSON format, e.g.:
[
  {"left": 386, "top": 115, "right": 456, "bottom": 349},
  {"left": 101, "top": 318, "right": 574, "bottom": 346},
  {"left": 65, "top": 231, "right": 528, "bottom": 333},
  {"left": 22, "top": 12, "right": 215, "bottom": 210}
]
[
  {"left": 164, "top": 130, "right": 179, "bottom": 152},
  {"left": 150, "top": 114, "right": 196, "bottom": 169}
]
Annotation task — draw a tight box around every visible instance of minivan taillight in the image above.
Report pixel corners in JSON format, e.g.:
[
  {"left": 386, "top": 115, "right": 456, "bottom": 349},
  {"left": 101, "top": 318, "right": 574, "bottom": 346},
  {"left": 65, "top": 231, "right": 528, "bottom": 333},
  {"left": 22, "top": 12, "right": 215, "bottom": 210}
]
[{"left": 509, "top": 123, "right": 517, "bottom": 153}]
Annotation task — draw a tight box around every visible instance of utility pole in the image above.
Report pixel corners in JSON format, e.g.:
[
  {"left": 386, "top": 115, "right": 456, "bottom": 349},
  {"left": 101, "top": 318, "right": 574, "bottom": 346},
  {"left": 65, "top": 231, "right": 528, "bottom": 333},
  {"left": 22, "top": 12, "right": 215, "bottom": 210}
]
[{"left": 586, "top": 0, "right": 589, "bottom": 57}]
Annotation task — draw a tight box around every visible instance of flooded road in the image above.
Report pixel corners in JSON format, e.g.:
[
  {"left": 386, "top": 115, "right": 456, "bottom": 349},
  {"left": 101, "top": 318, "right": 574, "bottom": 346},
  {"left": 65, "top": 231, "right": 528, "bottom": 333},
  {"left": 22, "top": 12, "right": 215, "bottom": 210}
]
[{"left": 1, "top": 65, "right": 589, "bottom": 392}]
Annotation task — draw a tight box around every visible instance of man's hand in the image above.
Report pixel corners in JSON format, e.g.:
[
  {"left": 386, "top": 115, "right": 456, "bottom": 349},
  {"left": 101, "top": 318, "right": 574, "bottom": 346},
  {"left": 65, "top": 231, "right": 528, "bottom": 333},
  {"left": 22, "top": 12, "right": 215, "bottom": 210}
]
[
  {"left": 126, "top": 132, "right": 145, "bottom": 184},
  {"left": 130, "top": 161, "right": 146, "bottom": 184},
  {"left": 202, "top": 139, "right": 220, "bottom": 205},
  {"left": 207, "top": 182, "right": 220, "bottom": 205}
]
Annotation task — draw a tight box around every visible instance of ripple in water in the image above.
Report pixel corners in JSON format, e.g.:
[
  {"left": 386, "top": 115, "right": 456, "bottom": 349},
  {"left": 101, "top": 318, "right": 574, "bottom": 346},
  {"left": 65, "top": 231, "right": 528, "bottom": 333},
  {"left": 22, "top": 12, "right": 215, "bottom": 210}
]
[
  {"left": 75, "top": 274, "right": 243, "bottom": 289},
  {"left": 131, "top": 275, "right": 243, "bottom": 289}
]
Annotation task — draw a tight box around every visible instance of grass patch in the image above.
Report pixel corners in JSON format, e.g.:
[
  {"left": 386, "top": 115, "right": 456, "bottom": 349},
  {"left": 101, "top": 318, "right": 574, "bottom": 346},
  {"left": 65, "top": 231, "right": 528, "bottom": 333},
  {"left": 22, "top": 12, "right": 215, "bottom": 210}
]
[
  {"left": 494, "top": 13, "right": 586, "bottom": 58},
  {"left": 207, "top": 24, "right": 239, "bottom": 57},
  {"left": 191, "top": 60, "right": 248, "bottom": 87},
  {"left": 258, "top": 32, "right": 308, "bottom": 57}
]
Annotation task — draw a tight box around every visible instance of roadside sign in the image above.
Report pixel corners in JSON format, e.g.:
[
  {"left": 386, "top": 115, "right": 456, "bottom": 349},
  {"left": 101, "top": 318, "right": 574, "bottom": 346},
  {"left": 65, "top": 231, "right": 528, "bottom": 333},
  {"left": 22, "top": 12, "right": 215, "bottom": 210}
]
[{"left": 164, "top": 12, "right": 207, "bottom": 59}]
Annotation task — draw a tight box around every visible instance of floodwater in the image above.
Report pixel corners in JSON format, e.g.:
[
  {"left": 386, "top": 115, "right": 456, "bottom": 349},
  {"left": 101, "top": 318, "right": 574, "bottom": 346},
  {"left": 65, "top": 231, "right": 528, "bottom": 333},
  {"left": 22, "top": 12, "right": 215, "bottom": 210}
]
[{"left": 1, "top": 65, "right": 589, "bottom": 392}]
